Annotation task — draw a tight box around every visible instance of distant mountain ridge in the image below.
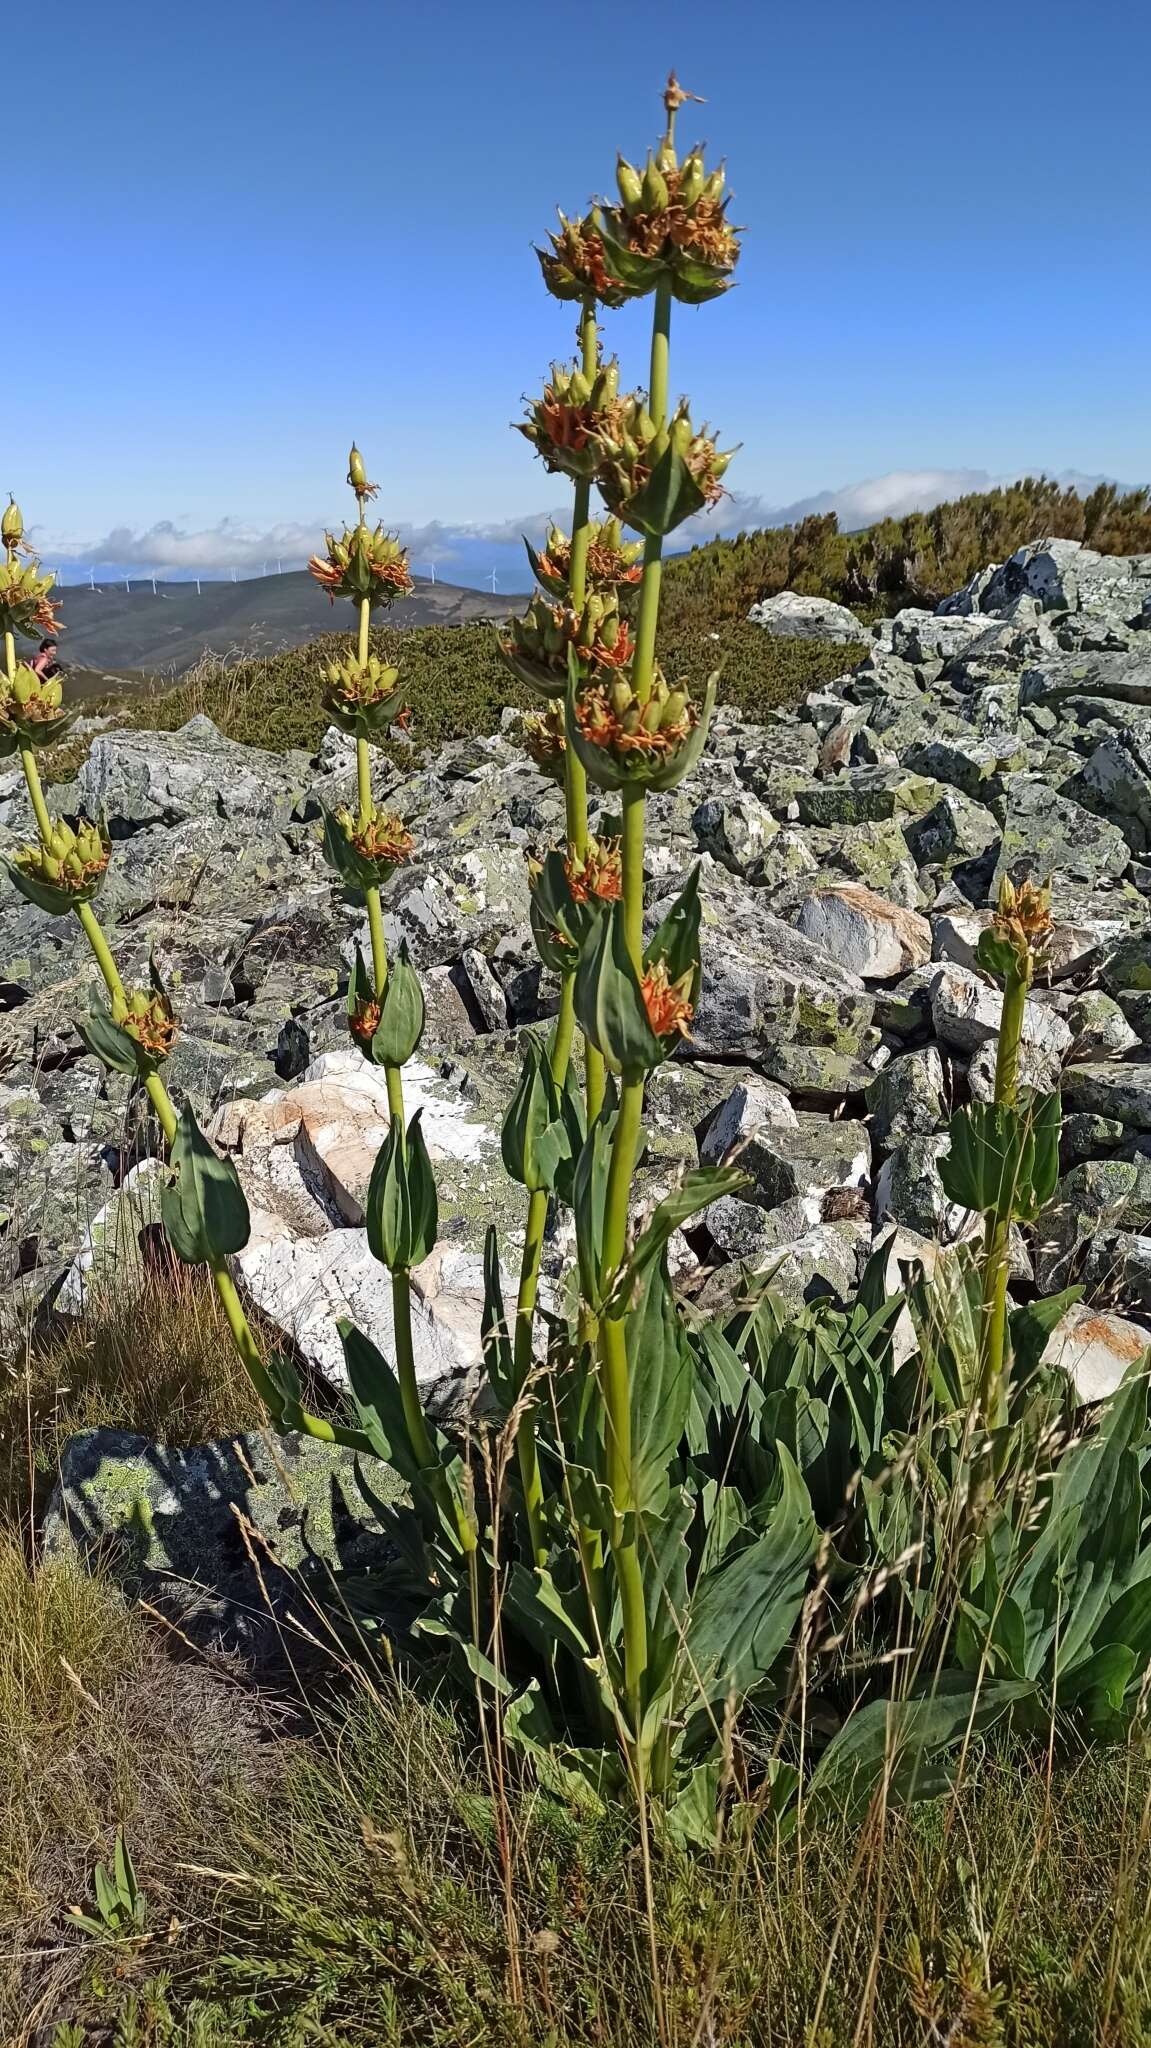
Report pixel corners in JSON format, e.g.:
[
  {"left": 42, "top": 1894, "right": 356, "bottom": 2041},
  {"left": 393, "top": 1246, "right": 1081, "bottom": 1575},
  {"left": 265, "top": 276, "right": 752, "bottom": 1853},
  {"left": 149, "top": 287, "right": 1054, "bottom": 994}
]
[{"left": 51, "top": 570, "right": 524, "bottom": 679}]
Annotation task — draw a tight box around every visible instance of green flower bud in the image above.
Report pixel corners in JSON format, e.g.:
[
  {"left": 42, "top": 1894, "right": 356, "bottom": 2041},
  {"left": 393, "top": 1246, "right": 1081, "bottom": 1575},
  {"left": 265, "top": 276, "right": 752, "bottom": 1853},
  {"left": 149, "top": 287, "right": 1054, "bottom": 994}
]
[
  {"left": 616, "top": 156, "right": 644, "bottom": 213},
  {"left": 1, "top": 496, "right": 22, "bottom": 547},
  {"left": 641, "top": 155, "right": 669, "bottom": 212}
]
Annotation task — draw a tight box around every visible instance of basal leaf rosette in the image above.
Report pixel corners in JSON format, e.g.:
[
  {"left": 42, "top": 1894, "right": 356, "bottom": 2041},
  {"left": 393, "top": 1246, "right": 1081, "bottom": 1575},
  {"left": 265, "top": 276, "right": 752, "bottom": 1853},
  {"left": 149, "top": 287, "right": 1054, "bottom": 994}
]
[
  {"left": 309, "top": 522, "right": 414, "bottom": 610},
  {"left": 525, "top": 517, "right": 644, "bottom": 602},
  {"left": 500, "top": 590, "right": 633, "bottom": 699},
  {"left": 0, "top": 665, "right": 78, "bottom": 750},
  {"left": 565, "top": 653, "right": 719, "bottom": 794},
  {"left": 595, "top": 141, "right": 740, "bottom": 304},
  {"left": 322, "top": 801, "right": 414, "bottom": 894},
  {"left": 6, "top": 814, "right": 110, "bottom": 914},
  {"left": 320, "top": 652, "right": 406, "bottom": 741},
  {"left": 79, "top": 964, "right": 179, "bottom": 1078},
  {"left": 594, "top": 399, "right": 735, "bottom": 539},
  {"left": 0, "top": 551, "right": 60, "bottom": 643},
  {"left": 535, "top": 209, "right": 636, "bottom": 308},
  {"left": 528, "top": 834, "right": 622, "bottom": 973},
  {"left": 574, "top": 866, "right": 702, "bottom": 1076},
  {"left": 517, "top": 357, "right": 626, "bottom": 482}
]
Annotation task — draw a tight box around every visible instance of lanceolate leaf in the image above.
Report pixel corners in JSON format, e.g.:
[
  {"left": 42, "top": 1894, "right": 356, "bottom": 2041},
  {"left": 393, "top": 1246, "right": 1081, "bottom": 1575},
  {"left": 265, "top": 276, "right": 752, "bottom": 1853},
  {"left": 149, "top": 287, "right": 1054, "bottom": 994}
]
[
  {"left": 160, "top": 1103, "right": 250, "bottom": 1265},
  {"left": 806, "top": 1676, "right": 1035, "bottom": 1822},
  {"left": 684, "top": 1447, "right": 816, "bottom": 1705},
  {"left": 574, "top": 900, "right": 664, "bottom": 1076},
  {"left": 607, "top": 1164, "right": 750, "bottom": 1314},
  {"left": 625, "top": 1257, "right": 695, "bottom": 1517},
  {"left": 939, "top": 1094, "right": 1061, "bottom": 1224}
]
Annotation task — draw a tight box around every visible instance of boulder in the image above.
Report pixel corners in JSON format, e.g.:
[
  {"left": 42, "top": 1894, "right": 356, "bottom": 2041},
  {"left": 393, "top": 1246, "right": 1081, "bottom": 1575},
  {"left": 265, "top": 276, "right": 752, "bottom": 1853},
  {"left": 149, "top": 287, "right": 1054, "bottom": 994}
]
[
  {"left": 41, "top": 1426, "right": 404, "bottom": 1645},
  {"left": 864, "top": 1046, "right": 947, "bottom": 1148},
  {"left": 931, "top": 965, "right": 1072, "bottom": 1061},
  {"left": 747, "top": 591, "right": 864, "bottom": 643},
  {"left": 76, "top": 715, "right": 308, "bottom": 831},
  {"left": 994, "top": 776, "right": 1130, "bottom": 887},
  {"left": 1040, "top": 1303, "right": 1151, "bottom": 1405},
  {"left": 1060, "top": 1063, "right": 1151, "bottom": 1129},
  {"left": 794, "top": 883, "right": 931, "bottom": 980},
  {"left": 702, "top": 1096, "right": 869, "bottom": 1218}
]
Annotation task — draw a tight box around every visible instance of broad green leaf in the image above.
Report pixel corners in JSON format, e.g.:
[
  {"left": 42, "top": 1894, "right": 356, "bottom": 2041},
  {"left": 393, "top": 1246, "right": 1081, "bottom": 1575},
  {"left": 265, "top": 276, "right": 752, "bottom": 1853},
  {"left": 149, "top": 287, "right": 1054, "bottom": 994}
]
[
  {"left": 160, "top": 1103, "right": 250, "bottom": 1264},
  {"left": 608, "top": 1164, "right": 750, "bottom": 1313},
  {"left": 684, "top": 1446, "right": 815, "bottom": 1705},
  {"left": 625, "top": 1258, "right": 695, "bottom": 1517},
  {"left": 806, "top": 1676, "right": 1035, "bottom": 1821},
  {"left": 574, "top": 900, "right": 664, "bottom": 1076}
]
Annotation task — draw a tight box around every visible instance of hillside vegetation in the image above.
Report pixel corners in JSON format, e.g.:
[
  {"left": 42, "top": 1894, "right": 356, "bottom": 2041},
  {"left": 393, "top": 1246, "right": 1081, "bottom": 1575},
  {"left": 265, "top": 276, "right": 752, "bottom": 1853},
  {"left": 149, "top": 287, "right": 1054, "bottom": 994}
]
[{"left": 46, "top": 475, "right": 1151, "bottom": 777}]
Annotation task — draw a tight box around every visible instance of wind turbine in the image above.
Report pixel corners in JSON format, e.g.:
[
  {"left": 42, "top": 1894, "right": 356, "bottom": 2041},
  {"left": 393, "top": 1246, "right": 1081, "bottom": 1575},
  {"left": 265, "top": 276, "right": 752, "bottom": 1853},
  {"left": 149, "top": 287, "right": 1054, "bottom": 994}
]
[{"left": 489, "top": 567, "right": 499, "bottom": 593}]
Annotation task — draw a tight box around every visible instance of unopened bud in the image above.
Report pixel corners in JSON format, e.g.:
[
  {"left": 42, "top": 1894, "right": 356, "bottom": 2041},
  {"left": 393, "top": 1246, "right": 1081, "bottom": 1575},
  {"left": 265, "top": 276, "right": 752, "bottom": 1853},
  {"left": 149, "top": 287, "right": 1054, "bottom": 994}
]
[
  {"left": 616, "top": 156, "right": 644, "bottom": 213},
  {"left": 347, "top": 444, "right": 367, "bottom": 488},
  {"left": 641, "top": 156, "right": 669, "bottom": 211},
  {"left": 1, "top": 496, "right": 22, "bottom": 547}
]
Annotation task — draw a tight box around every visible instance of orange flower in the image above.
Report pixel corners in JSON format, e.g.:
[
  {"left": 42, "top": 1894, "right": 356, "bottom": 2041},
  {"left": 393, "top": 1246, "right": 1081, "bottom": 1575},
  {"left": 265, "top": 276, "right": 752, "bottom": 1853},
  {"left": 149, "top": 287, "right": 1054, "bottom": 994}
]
[
  {"left": 641, "top": 960, "right": 694, "bottom": 1041},
  {"left": 575, "top": 681, "right": 693, "bottom": 761},
  {"left": 564, "top": 836, "right": 623, "bottom": 905},
  {"left": 347, "top": 811, "right": 414, "bottom": 868},
  {"left": 349, "top": 995, "right": 382, "bottom": 1046}
]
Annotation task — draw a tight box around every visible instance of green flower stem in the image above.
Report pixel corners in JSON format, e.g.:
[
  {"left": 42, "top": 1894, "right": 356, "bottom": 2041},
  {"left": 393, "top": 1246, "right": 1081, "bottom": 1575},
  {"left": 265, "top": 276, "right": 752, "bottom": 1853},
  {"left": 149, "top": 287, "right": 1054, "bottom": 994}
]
[
  {"left": 506, "top": 298, "right": 603, "bottom": 1562},
  {"left": 511, "top": 974, "right": 579, "bottom": 1567},
  {"left": 977, "top": 964, "right": 1029, "bottom": 1433},
  {"left": 19, "top": 746, "right": 53, "bottom": 840},
  {"left": 592, "top": 269, "right": 676, "bottom": 1743}
]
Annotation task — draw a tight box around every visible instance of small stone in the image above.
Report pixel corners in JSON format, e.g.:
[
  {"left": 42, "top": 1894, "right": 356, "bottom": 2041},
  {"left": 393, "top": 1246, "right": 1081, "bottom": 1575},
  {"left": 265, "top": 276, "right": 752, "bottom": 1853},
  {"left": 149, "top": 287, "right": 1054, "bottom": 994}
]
[
  {"left": 692, "top": 792, "right": 778, "bottom": 874},
  {"left": 761, "top": 1044, "right": 875, "bottom": 1102},
  {"left": 1065, "top": 990, "right": 1139, "bottom": 1062},
  {"left": 1059, "top": 1112, "right": 1126, "bottom": 1171},
  {"left": 874, "top": 1133, "right": 969, "bottom": 1238}
]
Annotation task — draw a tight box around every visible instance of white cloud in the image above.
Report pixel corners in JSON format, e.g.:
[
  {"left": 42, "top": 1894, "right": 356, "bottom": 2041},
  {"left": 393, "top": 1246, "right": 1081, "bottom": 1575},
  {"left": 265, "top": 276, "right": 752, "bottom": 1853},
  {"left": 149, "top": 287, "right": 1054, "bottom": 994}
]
[{"left": 32, "top": 467, "right": 1128, "bottom": 579}]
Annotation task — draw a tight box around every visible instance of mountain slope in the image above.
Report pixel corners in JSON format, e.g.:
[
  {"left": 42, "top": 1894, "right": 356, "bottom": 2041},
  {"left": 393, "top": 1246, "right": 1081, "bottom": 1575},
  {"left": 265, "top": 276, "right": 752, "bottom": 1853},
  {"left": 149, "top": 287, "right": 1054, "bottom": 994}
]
[{"left": 51, "top": 570, "right": 525, "bottom": 677}]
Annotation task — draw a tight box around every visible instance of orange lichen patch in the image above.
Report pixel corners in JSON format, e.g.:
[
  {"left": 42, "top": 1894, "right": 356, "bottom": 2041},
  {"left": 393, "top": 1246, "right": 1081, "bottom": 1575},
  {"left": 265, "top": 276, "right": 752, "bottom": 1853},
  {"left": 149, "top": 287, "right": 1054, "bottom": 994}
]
[
  {"left": 641, "top": 959, "right": 694, "bottom": 1040},
  {"left": 1076, "top": 1315, "right": 1147, "bottom": 1362}
]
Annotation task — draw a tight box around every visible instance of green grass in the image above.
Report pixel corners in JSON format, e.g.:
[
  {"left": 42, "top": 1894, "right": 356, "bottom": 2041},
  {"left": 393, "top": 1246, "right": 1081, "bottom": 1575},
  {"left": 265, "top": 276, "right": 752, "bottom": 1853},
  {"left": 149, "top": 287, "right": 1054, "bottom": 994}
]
[
  {"left": 1, "top": 1263, "right": 269, "bottom": 1529},
  {"left": 14, "top": 1672, "right": 1150, "bottom": 2046}
]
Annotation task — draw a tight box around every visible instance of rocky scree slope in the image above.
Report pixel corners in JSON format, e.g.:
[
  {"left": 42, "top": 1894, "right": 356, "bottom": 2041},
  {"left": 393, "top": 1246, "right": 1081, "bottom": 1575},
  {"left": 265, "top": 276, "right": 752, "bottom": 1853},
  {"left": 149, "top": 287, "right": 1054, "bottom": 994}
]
[{"left": 6, "top": 530, "right": 1151, "bottom": 1431}]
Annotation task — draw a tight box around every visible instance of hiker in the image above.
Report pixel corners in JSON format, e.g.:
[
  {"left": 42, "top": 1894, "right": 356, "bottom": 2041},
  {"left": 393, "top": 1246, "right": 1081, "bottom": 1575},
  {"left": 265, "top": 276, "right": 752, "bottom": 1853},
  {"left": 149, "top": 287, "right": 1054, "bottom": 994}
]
[{"left": 29, "top": 636, "right": 59, "bottom": 681}]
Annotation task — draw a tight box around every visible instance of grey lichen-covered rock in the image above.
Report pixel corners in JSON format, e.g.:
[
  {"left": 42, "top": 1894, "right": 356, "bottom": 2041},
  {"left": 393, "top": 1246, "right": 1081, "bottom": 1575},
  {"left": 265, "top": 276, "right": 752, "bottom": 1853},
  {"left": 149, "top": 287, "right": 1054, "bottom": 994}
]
[
  {"left": 77, "top": 715, "right": 310, "bottom": 830},
  {"left": 931, "top": 964, "right": 1072, "bottom": 1061},
  {"left": 864, "top": 1046, "right": 947, "bottom": 1148},
  {"left": 702, "top": 1092, "right": 869, "bottom": 1216},
  {"left": 1065, "top": 990, "right": 1140, "bottom": 1061},
  {"left": 1034, "top": 1157, "right": 1151, "bottom": 1292},
  {"left": 794, "top": 883, "right": 931, "bottom": 980},
  {"left": 903, "top": 790, "right": 1000, "bottom": 871},
  {"left": 747, "top": 590, "right": 864, "bottom": 642},
  {"left": 873, "top": 1133, "right": 969, "bottom": 1239},
  {"left": 1061, "top": 1063, "right": 1151, "bottom": 1128},
  {"left": 691, "top": 792, "right": 778, "bottom": 874},
  {"left": 40, "top": 1425, "right": 405, "bottom": 1640},
  {"left": 761, "top": 1043, "right": 876, "bottom": 1103},
  {"left": 994, "top": 776, "right": 1130, "bottom": 887},
  {"left": 1059, "top": 1112, "right": 1125, "bottom": 1171},
  {"left": 795, "top": 768, "right": 939, "bottom": 828},
  {"left": 905, "top": 733, "right": 1028, "bottom": 807}
]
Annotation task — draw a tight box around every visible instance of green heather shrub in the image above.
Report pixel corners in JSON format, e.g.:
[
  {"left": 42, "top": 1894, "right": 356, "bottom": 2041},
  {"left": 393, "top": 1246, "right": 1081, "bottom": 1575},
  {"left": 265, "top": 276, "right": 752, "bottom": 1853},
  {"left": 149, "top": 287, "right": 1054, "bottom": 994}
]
[{"left": 4, "top": 76, "right": 1151, "bottom": 1913}]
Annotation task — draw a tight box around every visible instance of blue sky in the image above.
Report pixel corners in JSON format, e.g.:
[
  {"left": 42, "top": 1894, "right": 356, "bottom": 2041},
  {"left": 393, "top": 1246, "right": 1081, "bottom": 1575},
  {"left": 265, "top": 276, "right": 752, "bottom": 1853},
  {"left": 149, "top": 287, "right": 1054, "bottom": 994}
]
[{"left": 17, "top": 0, "right": 1149, "bottom": 583}]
